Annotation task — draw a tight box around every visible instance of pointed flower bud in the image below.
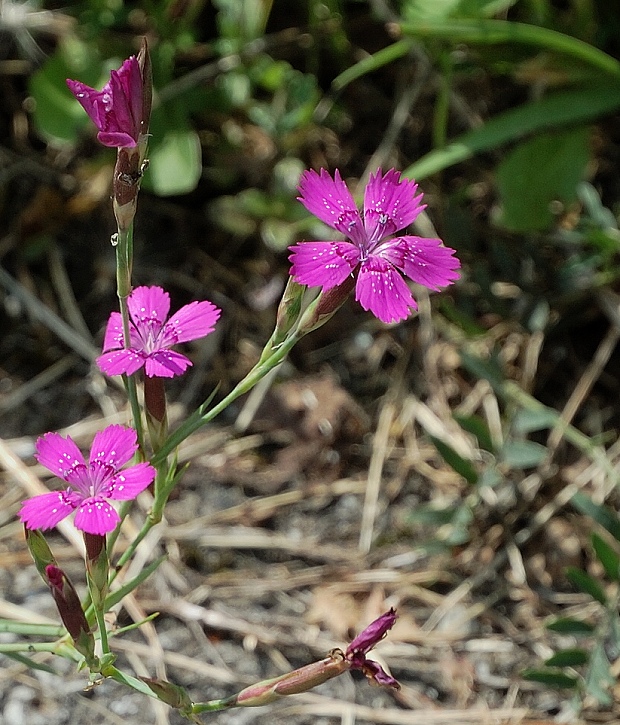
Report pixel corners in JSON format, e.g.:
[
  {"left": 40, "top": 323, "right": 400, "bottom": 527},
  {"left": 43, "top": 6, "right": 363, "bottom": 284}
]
[{"left": 45, "top": 564, "right": 97, "bottom": 664}]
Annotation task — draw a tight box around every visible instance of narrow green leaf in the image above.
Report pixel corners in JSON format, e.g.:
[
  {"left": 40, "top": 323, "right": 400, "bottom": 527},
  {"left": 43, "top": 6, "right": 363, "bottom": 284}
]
[
  {"left": 2, "top": 652, "right": 59, "bottom": 674},
  {"left": 331, "top": 40, "right": 412, "bottom": 92},
  {"left": 546, "top": 617, "right": 595, "bottom": 634},
  {"left": 404, "top": 85, "right": 620, "bottom": 180},
  {"left": 429, "top": 435, "right": 478, "bottom": 484},
  {"left": 522, "top": 668, "right": 579, "bottom": 688},
  {"left": 454, "top": 413, "right": 494, "bottom": 452},
  {"left": 398, "top": 18, "right": 620, "bottom": 79},
  {"left": 591, "top": 533, "right": 620, "bottom": 582},
  {"left": 566, "top": 567, "right": 607, "bottom": 605},
  {"left": 571, "top": 492, "right": 620, "bottom": 542},
  {"left": 545, "top": 649, "right": 589, "bottom": 668},
  {"left": 104, "top": 555, "right": 167, "bottom": 610}
]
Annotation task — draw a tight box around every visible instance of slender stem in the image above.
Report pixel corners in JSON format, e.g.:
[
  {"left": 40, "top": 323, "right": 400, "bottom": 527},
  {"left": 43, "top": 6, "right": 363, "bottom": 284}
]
[
  {"left": 115, "top": 224, "right": 144, "bottom": 451},
  {"left": 152, "top": 330, "right": 302, "bottom": 466},
  {"left": 432, "top": 51, "right": 452, "bottom": 150},
  {"left": 93, "top": 605, "right": 110, "bottom": 655}
]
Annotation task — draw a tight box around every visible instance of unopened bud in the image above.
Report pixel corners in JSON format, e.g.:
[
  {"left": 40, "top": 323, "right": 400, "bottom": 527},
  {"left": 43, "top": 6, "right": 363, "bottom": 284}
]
[
  {"left": 235, "top": 651, "right": 348, "bottom": 707},
  {"left": 45, "top": 564, "right": 97, "bottom": 665},
  {"left": 296, "top": 275, "right": 356, "bottom": 337}
]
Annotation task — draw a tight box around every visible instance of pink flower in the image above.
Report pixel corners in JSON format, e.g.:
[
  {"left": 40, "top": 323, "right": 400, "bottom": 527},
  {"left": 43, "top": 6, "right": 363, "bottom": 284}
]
[
  {"left": 19, "top": 425, "right": 155, "bottom": 535},
  {"left": 289, "top": 168, "right": 460, "bottom": 323},
  {"left": 67, "top": 55, "right": 146, "bottom": 148},
  {"left": 97, "top": 286, "right": 221, "bottom": 379},
  {"left": 345, "top": 608, "right": 400, "bottom": 688}
]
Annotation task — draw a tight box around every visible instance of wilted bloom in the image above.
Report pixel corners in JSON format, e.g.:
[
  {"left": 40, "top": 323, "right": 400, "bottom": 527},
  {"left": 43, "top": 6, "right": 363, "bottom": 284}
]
[
  {"left": 19, "top": 425, "right": 155, "bottom": 535},
  {"left": 97, "top": 286, "right": 221, "bottom": 378},
  {"left": 67, "top": 50, "right": 149, "bottom": 148},
  {"left": 345, "top": 607, "right": 399, "bottom": 688},
  {"left": 289, "top": 168, "right": 460, "bottom": 324}
]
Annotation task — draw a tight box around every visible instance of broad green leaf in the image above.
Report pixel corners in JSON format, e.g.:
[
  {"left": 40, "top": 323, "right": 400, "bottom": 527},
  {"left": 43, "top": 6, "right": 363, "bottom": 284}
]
[
  {"left": 405, "top": 84, "right": 620, "bottom": 180},
  {"left": 571, "top": 493, "right": 620, "bottom": 542},
  {"left": 146, "top": 129, "right": 202, "bottom": 196},
  {"left": 591, "top": 533, "right": 620, "bottom": 582},
  {"left": 584, "top": 642, "right": 614, "bottom": 706},
  {"left": 500, "top": 440, "right": 547, "bottom": 469},
  {"left": 429, "top": 436, "right": 478, "bottom": 484},
  {"left": 546, "top": 617, "right": 595, "bottom": 635},
  {"left": 566, "top": 567, "right": 607, "bottom": 605},
  {"left": 545, "top": 649, "right": 589, "bottom": 668},
  {"left": 29, "top": 40, "right": 102, "bottom": 144},
  {"left": 496, "top": 127, "right": 590, "bottom": 232},
  {"left": 522, "top": 668, "right": 579, "bottom": 688}
]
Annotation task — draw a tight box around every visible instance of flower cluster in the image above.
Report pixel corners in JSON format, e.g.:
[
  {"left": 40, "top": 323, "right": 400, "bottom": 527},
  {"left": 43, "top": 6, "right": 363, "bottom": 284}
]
[
  {"left": 289, "top": 168, "right": 460, "bottom": 323},
  {"left": 19, "top": 425, "right": 155, "bottom": 535}
]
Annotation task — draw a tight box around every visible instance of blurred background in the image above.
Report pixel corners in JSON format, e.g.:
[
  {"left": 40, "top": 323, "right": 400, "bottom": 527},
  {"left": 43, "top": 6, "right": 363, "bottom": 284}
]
[{"left": 1, "top": 1, "right": 620, "bottom": 723}]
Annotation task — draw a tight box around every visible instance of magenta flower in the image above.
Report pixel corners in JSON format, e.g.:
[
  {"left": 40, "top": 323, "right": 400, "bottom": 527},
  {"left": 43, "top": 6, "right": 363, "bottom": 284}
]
[
  {"left": 67, "top": 55, "right": 145, "bottom": 148},
  {"left": 345, "top": 608, "right": 399, "bottom": 688},
  {"left": 97, "top": 286, "right": 221, "bottom": 379},
  {"left": 19, "top": 425, "right": 155, "bottom": 535},
  {"left": 289, "top": 168, "right": 460, "bottom": 324}
]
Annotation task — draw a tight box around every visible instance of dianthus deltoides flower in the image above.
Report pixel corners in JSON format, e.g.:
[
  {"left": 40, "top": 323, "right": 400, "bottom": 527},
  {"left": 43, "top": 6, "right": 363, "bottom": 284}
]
[
  {"left": 67, "top": 52, "right": 148, "bottom": 148},
  {"left": 289, "top": 168, "right": 460, "bottom": 324},
  {"left": 97, "top": 286, "right": 221, "bottom": 379},
  {"left": 19, "top": 425, "right": 155, "bottom": 535}
]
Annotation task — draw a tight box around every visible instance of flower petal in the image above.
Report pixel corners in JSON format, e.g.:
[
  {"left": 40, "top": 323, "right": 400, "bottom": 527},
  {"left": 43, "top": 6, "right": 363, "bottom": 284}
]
[
  {"left": 363, "top": 169, "right": 424, "bottom": 246},
  {"left": 101, "top": 312, "right": 125, "bottom": 352},
  {"left": 97, "top": 131, "right": 139, "bottom": 148},
  {"left": 35, "top": 432, "right": 86, "bottom": 481},
  {"left": 89, "top": 425, "right": 138, "bottom": 471},
  {"left": 128, "top": 286, "right": 170, "bottom": 330},
  {"left": 380, "top": 236, "right": 460, "bottom": 291},
  {"left": 74, "top": 498, "right": 120, "bottom": 535},
  {"left": 18, "top": 490, "right": 78, "bottom": 530},
  {"left": 356, "top": 256, "right": 416, "bottom": 323},
  {"left": 160, "top": 299, "right": 221, "bottom": 346},
  {"left": 358, "top": 658, "right": 400, "bottom": 689},
  {"left": 97, "top": 348, "right": 145, "bottom": 377},
  {"left": 289, "top": 241, "right": 359, "bottom": 290},
  {"left": 66, "top": 80, "right": 107, "bottom": 129},
  {"left": 144, "top": 349, "right": 192, "bottom": 378},
  {"left": 106, "top": 58, "right": 141, "bottom": 144},
  {"left": 347, "top": 608, "right": 398, "bottom": 655},
  {"left": 107, "top": 462, "right": 156, "bottom": 500},
  {"left": 297, "top": 169, "right": 365, "bottom": 243}
]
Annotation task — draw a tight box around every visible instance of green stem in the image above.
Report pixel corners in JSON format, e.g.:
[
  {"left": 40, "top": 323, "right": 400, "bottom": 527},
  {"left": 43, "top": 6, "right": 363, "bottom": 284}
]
[
  {"left": 115, "top": 224, "right": 144, "bottom": 451},
  {"left": 0, "top": 640, "right": 81, "bottom": 662},
  {"left": 93, "top": 605, "right": 110, "bottom": 655},
  {"left": 152, "top": 329, "right": 302, "bottom": 467},
  {"left": 0, "top": 620, "right": 65, "bottom": 637},
  {"left": 432, "top": 51, "right": 452, "bottom": 150}
]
